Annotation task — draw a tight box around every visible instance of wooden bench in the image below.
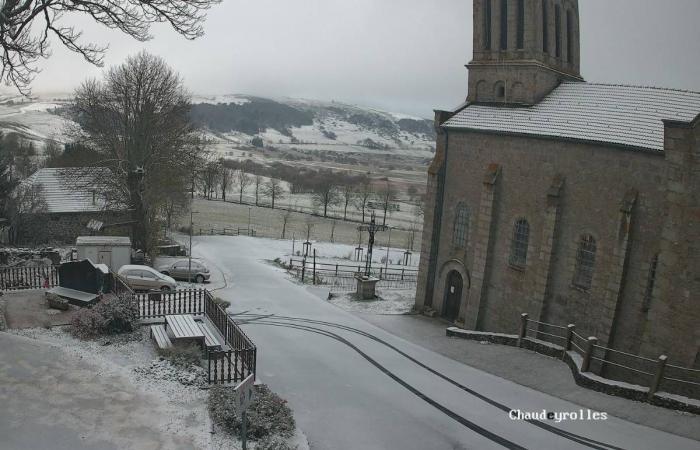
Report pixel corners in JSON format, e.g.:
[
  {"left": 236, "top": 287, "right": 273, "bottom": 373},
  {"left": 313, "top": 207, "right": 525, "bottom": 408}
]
[
  {"left": 198, "top": 321, "right": 225, "bottom": 350},
  {"left": 150, "top": 324, "right": 172, "bottom": 350}
]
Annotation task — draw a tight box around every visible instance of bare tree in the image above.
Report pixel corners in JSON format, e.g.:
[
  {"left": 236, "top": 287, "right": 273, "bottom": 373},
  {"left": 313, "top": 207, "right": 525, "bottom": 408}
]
[
  {"left": 263, "top": 178, "right": 285, "bottom": 209},
  {"left": 330, "top": 219, "right": 337, "bottom": 243},
  {"left": 0, "top": 0, "right": 220, "bottom": 94},
  {"left": 219, "top": 160, "right": 233, "bottom": 201},
  {"left": 200, "top": 160, "right": 219, "bottom": 199},
  {"left": 340, "top": 182, "right": 355, "bottom": 221},
  {"left": 254, "top": 174, "right": 263, "bottom": 206},
  {"left": 234, "top": 168, "right": 252, "bottom": 203},
  {"left": 312, "top": 182, "right": 339, "bottom": 218},
  {"left": 281, "top": 209, "right": 292, "bottom": 239},
  {"left": 354, "top": 179, "right": 373, "bottom": 223},
  {"left": 378, "top": 181, "right": 396, "bottom": 226},
  {"left": 70, "top": 51, "right": 204, "bottom": 252},
  {"left": 8, "top": 182, "right": 47, "bottom": 243}
]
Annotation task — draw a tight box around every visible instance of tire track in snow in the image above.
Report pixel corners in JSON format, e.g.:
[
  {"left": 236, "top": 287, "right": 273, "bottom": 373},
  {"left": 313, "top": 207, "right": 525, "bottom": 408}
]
[{"left": 234, "top": 313, "right": 623, "bottom": 450}]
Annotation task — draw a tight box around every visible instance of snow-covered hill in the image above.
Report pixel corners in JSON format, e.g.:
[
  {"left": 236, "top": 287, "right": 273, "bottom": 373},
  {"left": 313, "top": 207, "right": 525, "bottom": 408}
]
[
  {"left": 0, "top": 93, "right": 436, "bottom": 157},
  {"left": 190, "top": 95, "right": 436, "bottom": 157}
]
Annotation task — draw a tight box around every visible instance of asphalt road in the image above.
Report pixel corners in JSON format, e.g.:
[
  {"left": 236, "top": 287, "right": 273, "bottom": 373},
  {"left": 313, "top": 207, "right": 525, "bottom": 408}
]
[{"left": 193, "top": 235, "right": 700, "bottom": 450}]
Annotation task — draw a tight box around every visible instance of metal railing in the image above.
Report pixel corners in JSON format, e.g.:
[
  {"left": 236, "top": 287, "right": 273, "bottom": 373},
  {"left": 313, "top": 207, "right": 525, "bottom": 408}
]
[
  {"left": 0, "top": 265, "right": 59, "bottom": 290},
  {"left": 287, "top": 257, "right": 418, "bottom": 292},
  {"left": 517, "top": 313, "right": 700, "bottom": 399}
]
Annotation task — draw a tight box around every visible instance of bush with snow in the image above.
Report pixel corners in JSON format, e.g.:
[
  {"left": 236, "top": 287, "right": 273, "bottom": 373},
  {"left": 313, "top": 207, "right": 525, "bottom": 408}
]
[
  {"left": 208, "top": 384, "right": 296, "bottom": 442},
  {"left": 71, "top": 295, "right": 139, "bottom": 339}
]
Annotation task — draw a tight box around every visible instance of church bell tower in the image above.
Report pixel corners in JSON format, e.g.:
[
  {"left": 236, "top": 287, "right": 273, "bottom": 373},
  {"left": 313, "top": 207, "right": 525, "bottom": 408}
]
[{"left": 467, "top": 0, "right": 583, "bottom": 105}]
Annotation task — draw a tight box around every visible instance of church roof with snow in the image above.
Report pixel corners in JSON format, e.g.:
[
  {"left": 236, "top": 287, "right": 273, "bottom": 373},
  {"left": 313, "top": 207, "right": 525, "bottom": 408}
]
[
  {"left": 22, "top": 167, "right": 117, "bottom": 214},
  {"left": 442, "top": 82, "right": 700, "bottom": 152}
]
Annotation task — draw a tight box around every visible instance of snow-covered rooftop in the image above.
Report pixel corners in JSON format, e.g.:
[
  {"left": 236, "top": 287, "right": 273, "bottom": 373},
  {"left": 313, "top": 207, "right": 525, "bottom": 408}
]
[
  {"left": 442, "top": 82, "right": 700, "bottom": 152},
  {"left": 23, "top": 167, "right": 116, "bottom": 214}
]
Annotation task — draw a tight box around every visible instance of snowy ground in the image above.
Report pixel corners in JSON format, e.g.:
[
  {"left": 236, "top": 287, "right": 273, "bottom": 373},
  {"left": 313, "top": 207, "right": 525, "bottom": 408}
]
[
  {"left": 2, "top": 326, "right": 309, "bottom": 450},
  {"left": 328, "top": 289, "right": 415, "bottom": 315},
  {"left": 183, "top": 234, "right": 699, "bottom": 450}
]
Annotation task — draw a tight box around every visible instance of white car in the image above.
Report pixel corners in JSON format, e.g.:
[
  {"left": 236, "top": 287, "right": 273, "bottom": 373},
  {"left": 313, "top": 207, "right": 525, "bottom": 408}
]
[{"left": 118, "top": 265, "right": 177, "bottom": 292}]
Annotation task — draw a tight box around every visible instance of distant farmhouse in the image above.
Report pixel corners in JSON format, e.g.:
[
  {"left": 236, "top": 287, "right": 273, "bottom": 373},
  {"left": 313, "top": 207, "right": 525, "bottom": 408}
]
[
  {"left": 13, "top": 167, "right": 131, "bottom": 245},
  {"left": 417, "top": 0, "right": 700, "bottom": 370}
]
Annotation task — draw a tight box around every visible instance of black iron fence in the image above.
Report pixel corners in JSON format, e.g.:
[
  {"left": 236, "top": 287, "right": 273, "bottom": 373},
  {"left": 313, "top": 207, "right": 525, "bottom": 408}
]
[
  {"left": 288, "top": 257, "right": 418, "bottom": 292},
  {"left": 0, "top": 265, "right": 59, "bottom": 291},
  {"left": 518, "top": 313, "right": 700, "bottom": 399},
  {"left": 134, "top": 288, "right": 256, "bottom": 384}
]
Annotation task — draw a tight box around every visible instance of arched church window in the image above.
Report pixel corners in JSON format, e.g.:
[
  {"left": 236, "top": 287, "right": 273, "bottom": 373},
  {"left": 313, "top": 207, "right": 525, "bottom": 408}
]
[
  {"left": 517, "top": 0, "right": 525, "bottom": 49},
  {"left": 573, "top": 234, "right": 596, "bottom": 290},
  {"left": 510, "top": 219, "right": 530, "bottom": 267},
  {"left": 642, "top": 254, "right": 659, "bottom": 312},
  {"left": 484, "top": 0, "right": 492, "bottom": 50},
  {"left": 555, "top": 4, "right": 562, "bottom": 58},
  {"left": 453, "top": 204, "right": 470, "bottom": 248},
  {"left": 566, "top": 10, "right": 574, "bottom": 63},
  {"left": 542, "top": 0, "right": 549, "bottom": 53},
  {"left": 500, "top": 0, "right": 508, "bottom": 50}
]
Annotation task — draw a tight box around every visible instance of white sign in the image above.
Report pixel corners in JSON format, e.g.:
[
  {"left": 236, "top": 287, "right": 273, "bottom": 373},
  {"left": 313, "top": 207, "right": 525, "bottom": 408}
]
[{"left": 234, "top": 374, "right": 255, "bottom": 412}]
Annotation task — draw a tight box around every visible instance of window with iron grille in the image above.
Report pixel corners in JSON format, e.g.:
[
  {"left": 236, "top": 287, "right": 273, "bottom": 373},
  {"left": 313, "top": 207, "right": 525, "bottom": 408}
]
[
  {"left": 484, "top": 0, "right": 492, "bottom": 50},
  {"left": 573, "top": 235, "right": 596, "bottom": 290},
  {"left": 509, "top": 219, "right": 530, "bottom": 267},
  {"left": 642, "top": 254, "right": 659, "bottom": 312},
  {"left": 453, "top": 204, "right": 469, "bottom": 248}
]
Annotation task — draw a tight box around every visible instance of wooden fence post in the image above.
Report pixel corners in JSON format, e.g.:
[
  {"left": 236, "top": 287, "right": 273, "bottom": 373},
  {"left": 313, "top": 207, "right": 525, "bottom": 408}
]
[
  {"left": 517, "top": 313, "right": 529, "bottom": 348},
  {"left": 301, "top": 257, "right": 306, "bottom": 283},
  {"left": 581, "top": 337, "right": 598, "bottom": 373},
  {"left": 648, "top": 355, "right": 668, "bottom": 398},
  {"left": 313, "top": 249, "right": 317, "bottom": 285}
]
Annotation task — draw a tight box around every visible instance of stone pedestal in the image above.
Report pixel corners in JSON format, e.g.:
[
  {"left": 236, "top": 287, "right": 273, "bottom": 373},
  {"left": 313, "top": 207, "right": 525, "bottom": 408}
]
[{"left": 355, "top": 275, "right": 379, "bottom": 300}]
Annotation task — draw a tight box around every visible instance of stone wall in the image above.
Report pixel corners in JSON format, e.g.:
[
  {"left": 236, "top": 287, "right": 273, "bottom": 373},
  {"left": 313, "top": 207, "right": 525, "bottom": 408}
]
[
  {"left": 416, "top": 126, "right": 700, "bottom": 371},
  {"left": 16, "top": 211, "right": 133, "bottom": 246}
]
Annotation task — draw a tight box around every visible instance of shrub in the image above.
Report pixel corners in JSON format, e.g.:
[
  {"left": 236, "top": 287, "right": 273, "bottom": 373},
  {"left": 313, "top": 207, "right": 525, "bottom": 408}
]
[
  {"left": 208, "top": 384, "right": 295, "bottom": 441},
  {"left": 213, "top": 296, "right": 231, "bottom": 310},
  {"left": 71, "top": 295, "right": 139, "bottom": 339},
  {"left": 158, "top": 343, "right": 202, "bottom": 368},
  {"left": 256, "top": 434, "right": 297, "bottom": 450}
]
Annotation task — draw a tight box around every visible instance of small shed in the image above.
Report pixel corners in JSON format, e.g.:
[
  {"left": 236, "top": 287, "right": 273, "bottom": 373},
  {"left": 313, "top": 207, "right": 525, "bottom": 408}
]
[{"left": 76, "top": 236, "right": 131, "bottom": 271}]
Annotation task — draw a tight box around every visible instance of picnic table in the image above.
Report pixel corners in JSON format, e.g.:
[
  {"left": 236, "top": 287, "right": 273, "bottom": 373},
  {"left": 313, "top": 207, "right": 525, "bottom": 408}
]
[{"left": 165, "top": 314, "right": 205, "bottom": 347}]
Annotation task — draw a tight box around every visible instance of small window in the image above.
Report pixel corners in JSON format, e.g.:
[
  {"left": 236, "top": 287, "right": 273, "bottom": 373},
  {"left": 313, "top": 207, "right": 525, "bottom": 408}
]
[
  {"left": 573, "top": 235, "right": 596, "bottom": 290},
  {"left": 516, "top": 0, "right": 525, "bottom": 49},
  {"left": 555, "top": 4, "right": 562, "bottom": 58},
  {"left": 642, "top": 254, "right": 659, "bottom": 312},
  {"left": 500, "top": 0, "right": 508, "bottom": 50},
  {"left": 453, "top": 204, "right": 470, "bottom": 248},
  {"left": 484, "top": 0, "right": 492, "bottom": 50},
  {"left": 510, "top": 219, "right": 530, "bottom": 267},
  {"left": 542, "top": 0, "right": 549, "bottom": 53}
]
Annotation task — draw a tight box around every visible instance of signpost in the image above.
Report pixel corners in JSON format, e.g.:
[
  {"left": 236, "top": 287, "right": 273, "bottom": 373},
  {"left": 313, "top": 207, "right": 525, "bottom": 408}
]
[{"left": 235, "top": 374, "right": 255, "bottom": 450}]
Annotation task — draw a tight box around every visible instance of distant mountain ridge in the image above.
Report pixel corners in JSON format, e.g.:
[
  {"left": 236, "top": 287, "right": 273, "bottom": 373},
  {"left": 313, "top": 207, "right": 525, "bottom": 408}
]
[{"left": 190, "top": 95, "right": 436, "bottom": 153}]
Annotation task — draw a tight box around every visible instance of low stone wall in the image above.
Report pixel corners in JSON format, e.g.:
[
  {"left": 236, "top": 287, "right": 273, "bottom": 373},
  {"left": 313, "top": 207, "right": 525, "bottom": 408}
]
[{"left": 446, "top": 327, "right": 700, "bottom": 415}]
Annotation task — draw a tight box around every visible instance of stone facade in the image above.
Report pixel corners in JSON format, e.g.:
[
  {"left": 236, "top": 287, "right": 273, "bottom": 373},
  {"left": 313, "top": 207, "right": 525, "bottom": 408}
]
[
  {"left": 417, "top": 0, "right": 700, "bottom": 372},
  {"left": 469, "top": 0, "right": 582, "bottom": 105},
  {"left": 16, "top": 211, "right": 133, "bottom": 245}
]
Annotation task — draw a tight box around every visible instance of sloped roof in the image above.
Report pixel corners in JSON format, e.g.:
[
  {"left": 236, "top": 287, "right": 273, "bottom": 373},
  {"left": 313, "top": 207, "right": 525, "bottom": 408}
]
[
  {"left": 442, "top": 82, "right": 700, "bottom": 152},
  {"left": 23, "top": 167, "right": 119, "bottom": 214}
]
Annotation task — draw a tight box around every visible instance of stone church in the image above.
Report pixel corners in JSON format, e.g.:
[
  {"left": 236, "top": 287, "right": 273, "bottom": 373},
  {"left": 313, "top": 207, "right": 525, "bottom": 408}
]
[{"left": 415, "top": 0, "right": 700, "bottom": 370}]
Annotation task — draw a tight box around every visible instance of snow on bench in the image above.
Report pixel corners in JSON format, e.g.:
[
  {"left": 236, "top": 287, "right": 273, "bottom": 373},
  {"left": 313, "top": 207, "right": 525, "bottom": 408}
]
[
  {"left": 198, "top": 321, "right": 224, "bottom": 350},
  {"left": 150, "top": 324, "right": 172, "bottom": 350}
]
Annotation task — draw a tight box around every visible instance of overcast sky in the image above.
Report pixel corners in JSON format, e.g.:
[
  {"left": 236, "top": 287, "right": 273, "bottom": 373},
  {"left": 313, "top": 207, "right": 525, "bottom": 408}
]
[{"left": 24, "top": 0, "right": 700, "bottom": 118}]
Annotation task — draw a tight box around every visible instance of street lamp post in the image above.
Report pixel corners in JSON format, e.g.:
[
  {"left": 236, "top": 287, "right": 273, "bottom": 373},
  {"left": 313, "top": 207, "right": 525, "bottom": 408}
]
[
  {"left": 188, "top": 210, "right": 199, "bottom": 284},
  {"left": 248, "top": 207, "right": 252, "bottom": 236}
]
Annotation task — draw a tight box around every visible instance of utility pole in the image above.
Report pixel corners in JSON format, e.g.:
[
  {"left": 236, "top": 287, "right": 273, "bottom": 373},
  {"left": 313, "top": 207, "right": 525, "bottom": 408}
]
[
  {"left": 248, "top": 206, "right": 252, "bottom": 236},
  {"left": 385, "top": 226, "right": 392, "bottom": 273}
]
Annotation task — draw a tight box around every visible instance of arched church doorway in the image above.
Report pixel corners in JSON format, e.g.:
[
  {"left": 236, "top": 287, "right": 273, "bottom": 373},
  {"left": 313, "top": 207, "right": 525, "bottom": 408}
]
[{"left": 442, "top": 270, "right": 463, "bottom": 322}]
